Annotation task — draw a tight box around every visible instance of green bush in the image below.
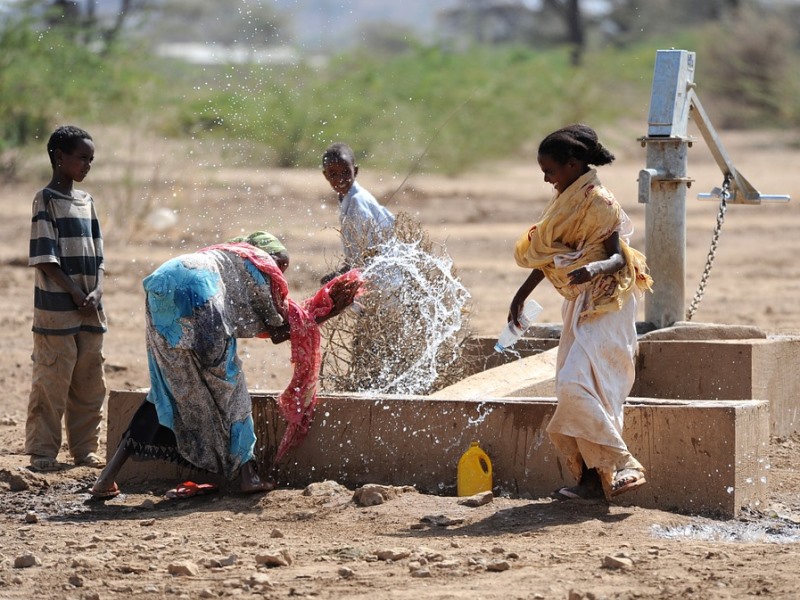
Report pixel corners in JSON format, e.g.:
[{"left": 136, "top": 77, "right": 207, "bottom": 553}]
[
  {"left": 0, "top": 16, "right": 166, "bottom": 153},
  {"left": 176, "top": 43, "right": 657, "bottom": 173},
  {"left": 697, "top": 8, "right": 800, "bottom": 128},
  {"left": 4, "top": 10, "right": 796, "bottom": 177}
]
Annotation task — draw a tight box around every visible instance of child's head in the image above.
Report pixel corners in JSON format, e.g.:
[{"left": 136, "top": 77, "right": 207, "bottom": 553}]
[
  {"left": 47, "top": 125, "right": 95, "bottom": 183},
  {"left": 322, "top": 142, "right": 358, "bottom": 196},
  {"left": 537, "top": 124, "right": 614, "bottom": 193}
]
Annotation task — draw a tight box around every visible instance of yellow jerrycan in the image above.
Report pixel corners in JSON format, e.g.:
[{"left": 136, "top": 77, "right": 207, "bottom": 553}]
[{"left": 457, "top": 441, "right": 492, "bottom": 497}]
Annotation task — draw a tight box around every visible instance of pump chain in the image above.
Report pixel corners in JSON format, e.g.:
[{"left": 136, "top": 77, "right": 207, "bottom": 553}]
[{"left": 686, "top": 174, "right": 731, "bottom": 321}]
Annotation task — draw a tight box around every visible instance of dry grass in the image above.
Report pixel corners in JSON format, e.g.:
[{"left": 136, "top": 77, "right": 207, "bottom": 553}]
[{"left": 320, "top": 212, "right": 473, "bottom": 395}]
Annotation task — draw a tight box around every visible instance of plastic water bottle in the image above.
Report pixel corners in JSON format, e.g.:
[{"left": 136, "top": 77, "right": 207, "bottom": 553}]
[
  {"left": 457, "top": 441, "right": 493, "bottom": 497},
  {"left": 494, "top": 299, "right": 543, "bottom": 353}
]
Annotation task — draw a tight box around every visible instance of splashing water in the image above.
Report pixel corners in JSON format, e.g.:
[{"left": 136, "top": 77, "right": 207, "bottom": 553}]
[
  {"left": 651, "top": 519, "right": 800, "bottom": 544},
  {"left": 467, "top": 402, "right": 494, "bottom": 426},
  {"left": 321, "top": 217, "right": 471, "bottom": 396}
]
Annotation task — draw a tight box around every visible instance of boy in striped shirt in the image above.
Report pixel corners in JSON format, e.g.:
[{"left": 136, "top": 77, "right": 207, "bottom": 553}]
[{"left": 26, "top": 125, "right": 107, "bottom": 472}]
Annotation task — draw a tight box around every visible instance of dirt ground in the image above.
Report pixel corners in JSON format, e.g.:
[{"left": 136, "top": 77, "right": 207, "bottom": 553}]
[{"left": 1, "top": 123, "right": 800, "bottom": 599}]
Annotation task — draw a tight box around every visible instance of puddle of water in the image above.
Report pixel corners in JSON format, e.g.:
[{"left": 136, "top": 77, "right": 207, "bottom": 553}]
[{"left": 652, "top": 518, "right": 800, "bottom": 544}]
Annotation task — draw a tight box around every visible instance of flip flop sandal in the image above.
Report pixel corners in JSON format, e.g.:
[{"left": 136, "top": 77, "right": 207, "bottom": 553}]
[
  {"left": 89, "top": 482, "right": 121, "bottom": 500},
  {"left": 29, "top": 456, "right": 61, "bottom": 472},
  {"left": 552, "top": 487, "right": 583, "bottom": 500},
  {"left": 75, "top": 453, "right": 106, "bottom": 468},
  {"left": 551, "top": 485, "right": 604, "bottom": 501},
  {"left": 166, "top": 481, "right": 218, "bottom": 499},
  {"left": 610, "top": 469, "right": 647, "bottom": 497}
]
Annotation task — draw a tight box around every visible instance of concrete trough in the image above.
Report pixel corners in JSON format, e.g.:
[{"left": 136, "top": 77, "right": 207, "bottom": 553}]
[
  {"left": 106, "top": 390, "right": 768, "bottom": 518},
  {"left": 456, "top": 332, "right": 800, "bottom": 436},
  {"left": 633, "top": 336, "right": 800, "bottom": 437}
]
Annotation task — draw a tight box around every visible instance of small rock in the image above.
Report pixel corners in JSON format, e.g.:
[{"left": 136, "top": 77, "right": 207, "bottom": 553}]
[
  {"left": 602, "top": 554, "right": 635, "bottom": 570},
  {"left": 139, "top": 518, "right": 156, "bottom": 527},
  {"left": 71, "top": 556, "right": 102, "bottom": 569},
  {"left": 167, "top": 560, "right": 200, "bottom": 576},
  {"left": 24, "top": 511, "right": 38, "bottom": 524},
  {"left": 270, "top": 528, "right": 285, "bottom": 538},
  {"left": 117, "top": 564, "right": 147, "bottom": 574},
  {"left": 255, "top": 550, "right": 293, "bottom": 567},
  {"left": 419, "top": 515, "right": 464, "bottom": 527},
  {"left": 486, "top": 560, "right": 511, "bottom": 572},
  {"left": 0, "top": 468, "right": 35, "bottom": 492},
  {"left": 14, "top": 553, "right": 41, "bottom": 568},
  {"left": 376, "top": 548, "right": 411, "bottom": 562},
  {"left": 353, "top": 484, "right": 417, "bottom": 507},
  {"left": 458, "top": 491, "right": 494, "bottom": 507},
  {"left": 218, "top": 554, "right": 237, "bottom": 567},
  {"left": 303, "top": 480, "right": 349, "bottom": 497},
  {"left": 354, "top": 488, "right": 386, "bottom": 506},
  {"left": 204, "top": 554, "right": 238, "bottom": 568},
  {"left": 248, "top": 572, "right": 274, "bottom": 587},
  {"left": 338, "top": 566, "right": 354, "bottom": 579},
  {"left": 139, "top": 499, "right": 156, "bottom": 510},
  {"left": 410, "top": 568, "right": 432, "bottom": 578},
  {"left": 68, "top": 574, "right": 85, "bottom": 587},
  {"left": 199, "top": 589, "right": 216, "bottom": 598}
]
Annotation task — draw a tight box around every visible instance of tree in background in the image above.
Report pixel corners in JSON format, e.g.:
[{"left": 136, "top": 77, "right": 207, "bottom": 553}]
[
  {"left": 7, "top": 0, "right": 288, "bottom": 50},
  {"left": 149, "top": 0, "right": 287, "bottom": 47},
  {"left": 437, "top": 0, "right": 538, "bottom": 50},
  {"left": 32, "top": 0, "right": 141, "bottom": 52},
  {"left": 541, "top": 0, "right": 585, "bottom": 66},
  {"left": 601, "top": 0, "right": 746, "bottom": 44},
  {"left": 698, "top": 4, "right": 800, "bottom": 128}
]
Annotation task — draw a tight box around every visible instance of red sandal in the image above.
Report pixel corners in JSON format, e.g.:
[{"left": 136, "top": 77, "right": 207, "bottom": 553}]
[{"left": 165, "top": 481, "right": 218, "bottom": 499}]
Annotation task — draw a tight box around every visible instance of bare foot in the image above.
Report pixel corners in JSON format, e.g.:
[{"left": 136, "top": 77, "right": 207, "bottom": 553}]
[{"left": 89, "top": 481, "right": 120, "bottom": 499}]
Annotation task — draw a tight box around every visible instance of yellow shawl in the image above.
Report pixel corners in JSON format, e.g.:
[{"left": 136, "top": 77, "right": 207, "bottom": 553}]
[{"left": 514, "top": 169, "right": 652, "bottom": 319}]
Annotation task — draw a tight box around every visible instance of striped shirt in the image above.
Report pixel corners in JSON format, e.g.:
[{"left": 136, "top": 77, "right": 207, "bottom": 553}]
[{"left": 29, "top": 187, "right": 107, "bottom": 335}]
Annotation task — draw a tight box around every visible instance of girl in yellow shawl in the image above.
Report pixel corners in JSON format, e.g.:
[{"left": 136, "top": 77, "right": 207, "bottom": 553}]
[{"left": 509, "top": 124, "right": 652, "bottom": 501}]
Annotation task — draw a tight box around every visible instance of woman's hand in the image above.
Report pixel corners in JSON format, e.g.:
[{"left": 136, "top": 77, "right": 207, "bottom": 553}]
[
  {"left": 318, "top": 276, "right": 363, "bottom": 323},
  {"left": 267, "top": 323, "right": 291, "bottom": 344}
]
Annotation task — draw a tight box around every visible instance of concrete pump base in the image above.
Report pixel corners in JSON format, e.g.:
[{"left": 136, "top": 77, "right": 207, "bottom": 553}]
[{"left": 106, "top": 390, "right": 768, "bottom": 517}]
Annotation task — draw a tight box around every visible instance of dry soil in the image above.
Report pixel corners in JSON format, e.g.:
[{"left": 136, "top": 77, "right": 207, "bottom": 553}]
[{"left": 1, "top": 124, "right": 800, "bottom": 599}]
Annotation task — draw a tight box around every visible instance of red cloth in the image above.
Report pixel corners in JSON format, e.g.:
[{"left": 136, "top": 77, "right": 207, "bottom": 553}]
[{"left": 200, "top": 243, "right": 362, "bottom": 465}]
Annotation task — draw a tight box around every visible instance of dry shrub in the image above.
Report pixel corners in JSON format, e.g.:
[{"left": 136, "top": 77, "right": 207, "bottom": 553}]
[
  {"left": 698, "top": 7, "right": 800, "bottom": 128},
  {"left": 320, "top": 211, "right": 472, "bottom": 395}
]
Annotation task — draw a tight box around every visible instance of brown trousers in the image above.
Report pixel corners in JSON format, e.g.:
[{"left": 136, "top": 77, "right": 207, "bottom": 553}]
[{"left": 25, "top": 331, "right": 107, "bottom": 461}]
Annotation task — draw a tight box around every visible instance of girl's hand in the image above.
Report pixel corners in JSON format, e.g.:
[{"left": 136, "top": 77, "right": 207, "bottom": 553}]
[
  {"left": 508, "top": 269, "right": 545, "bottom": 327},
  {"left": 508, "top": 296, "right": 525, "bottom": 328},
  {"left": 567, "top": 264, "right": 597, "bottom": 285}
]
